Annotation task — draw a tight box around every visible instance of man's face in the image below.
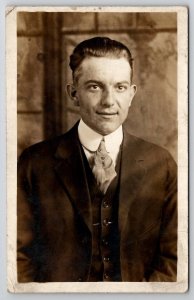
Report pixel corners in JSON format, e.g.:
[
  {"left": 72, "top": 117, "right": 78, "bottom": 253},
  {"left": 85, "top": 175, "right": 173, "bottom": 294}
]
[{"left": 68, "top": 56, "right": 136, "bottom": 135}]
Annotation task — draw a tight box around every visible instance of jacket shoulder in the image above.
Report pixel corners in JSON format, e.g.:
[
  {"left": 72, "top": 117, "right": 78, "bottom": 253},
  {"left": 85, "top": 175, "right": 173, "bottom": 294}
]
[
  {"left": 124, "top": 131, "right": 176, "bottom": 164},
  {"left": 18, "top": 123, "right": 78, "bottom": 164}
]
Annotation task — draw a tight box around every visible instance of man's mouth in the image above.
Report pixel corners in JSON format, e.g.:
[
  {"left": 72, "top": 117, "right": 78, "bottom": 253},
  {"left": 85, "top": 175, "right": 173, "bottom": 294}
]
[{"left": 96, "top": 111, "right": 118, "bottom": 116}]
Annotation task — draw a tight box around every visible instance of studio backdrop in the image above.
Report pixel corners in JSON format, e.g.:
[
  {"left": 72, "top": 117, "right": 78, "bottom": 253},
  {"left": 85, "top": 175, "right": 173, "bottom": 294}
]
[{"left": 17, "top": 11, "right": 177, "bottom": 160}]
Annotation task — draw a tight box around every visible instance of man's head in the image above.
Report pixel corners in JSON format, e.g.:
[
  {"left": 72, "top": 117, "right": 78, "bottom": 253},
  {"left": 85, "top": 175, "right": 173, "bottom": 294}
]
[
  {"left": 69, "top": 36, "right": 134, "bottom": 83},
  {"left": 67, "top": 37, "right": 137, "bottom": 135}
]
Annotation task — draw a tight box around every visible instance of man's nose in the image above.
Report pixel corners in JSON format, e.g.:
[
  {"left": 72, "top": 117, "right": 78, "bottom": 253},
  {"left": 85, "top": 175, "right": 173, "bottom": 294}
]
[{"left": 101, "top": 89, "right": 115, "bottom": 107}]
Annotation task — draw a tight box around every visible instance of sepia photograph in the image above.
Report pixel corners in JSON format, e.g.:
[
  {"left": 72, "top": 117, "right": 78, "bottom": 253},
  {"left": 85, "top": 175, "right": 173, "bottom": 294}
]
[{"left": 6, "top": 6, "right": 188, "bottom": 293}]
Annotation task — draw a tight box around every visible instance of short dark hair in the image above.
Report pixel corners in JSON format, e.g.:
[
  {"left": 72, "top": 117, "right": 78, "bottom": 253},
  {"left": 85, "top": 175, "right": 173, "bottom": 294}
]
[{"left": 69, "top": 36, "right": 134, "bottom": 82}]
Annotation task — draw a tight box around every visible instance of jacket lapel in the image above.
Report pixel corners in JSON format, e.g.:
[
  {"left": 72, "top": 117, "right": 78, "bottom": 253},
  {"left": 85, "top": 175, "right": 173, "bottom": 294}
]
[
  {"left": 54, "top": 124, "right": 92, "bottom": 232},
  {"left": 53, "top": 123, "right": 146, "bottom": 234},
  {"left": 119, "top": 130, "right": 146, "bottom": 233}
]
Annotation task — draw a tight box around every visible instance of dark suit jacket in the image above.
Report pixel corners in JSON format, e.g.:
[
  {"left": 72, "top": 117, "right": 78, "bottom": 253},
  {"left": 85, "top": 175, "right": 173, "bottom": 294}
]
[{"left": 17, "top": 122, "right": 177, "bottom": 282}]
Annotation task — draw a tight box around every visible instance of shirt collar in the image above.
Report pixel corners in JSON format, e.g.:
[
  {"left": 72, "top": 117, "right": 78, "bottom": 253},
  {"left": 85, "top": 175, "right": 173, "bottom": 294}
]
[{"left": 78, "top": 119, "right": 123, "bottom": 153}]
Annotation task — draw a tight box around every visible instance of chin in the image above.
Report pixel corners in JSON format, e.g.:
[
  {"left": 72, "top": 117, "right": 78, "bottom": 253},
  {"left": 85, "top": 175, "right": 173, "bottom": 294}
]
[{"left": 96, "top": 126, "right": 118, "bottom": 136}]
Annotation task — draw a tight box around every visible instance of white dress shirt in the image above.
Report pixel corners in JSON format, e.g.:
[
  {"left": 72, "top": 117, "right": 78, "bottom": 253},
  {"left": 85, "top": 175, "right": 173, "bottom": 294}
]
[{"left": 78, "top": 119, "right": 123, "bottom": 168}]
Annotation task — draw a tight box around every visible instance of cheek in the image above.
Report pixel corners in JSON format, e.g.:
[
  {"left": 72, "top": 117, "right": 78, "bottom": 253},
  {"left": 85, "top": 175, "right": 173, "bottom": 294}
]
[
  {"left": 79, "top": 94, "right": 99, "bottom": 111},
  {"left": 79, "top": 100, "right": 96, "bottom": 115},
  {"left": 118, "top": 96, "right": 131, "bottom": 111}
]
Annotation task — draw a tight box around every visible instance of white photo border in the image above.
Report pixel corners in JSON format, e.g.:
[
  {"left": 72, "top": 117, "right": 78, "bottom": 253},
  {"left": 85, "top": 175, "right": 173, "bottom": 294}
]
[{"left": 6, "top": 5, "right": 188, "bottom": 293}]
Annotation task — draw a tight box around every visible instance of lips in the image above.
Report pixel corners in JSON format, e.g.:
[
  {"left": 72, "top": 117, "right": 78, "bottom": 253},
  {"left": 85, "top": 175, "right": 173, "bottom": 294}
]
[{"left": 96, "top": 111, "right": 118, "bottom": 115}]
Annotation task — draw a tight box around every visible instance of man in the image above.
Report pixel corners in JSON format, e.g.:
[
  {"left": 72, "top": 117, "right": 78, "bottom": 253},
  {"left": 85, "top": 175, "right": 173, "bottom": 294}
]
[{"left": 17, "top": 37, "right": 177, "bottom": 282}]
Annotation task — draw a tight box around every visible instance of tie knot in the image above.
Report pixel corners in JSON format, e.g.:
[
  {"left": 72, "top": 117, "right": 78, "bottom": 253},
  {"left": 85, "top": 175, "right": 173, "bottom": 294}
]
[
  {"left": 92, "top": 138, "right": 117, "bottom": 194},
  {"left": 93, "top": 139, "right": 112, "bottom": 169},
  {"left": 97, "top": 138, "right": 108, "bottom": 154}
]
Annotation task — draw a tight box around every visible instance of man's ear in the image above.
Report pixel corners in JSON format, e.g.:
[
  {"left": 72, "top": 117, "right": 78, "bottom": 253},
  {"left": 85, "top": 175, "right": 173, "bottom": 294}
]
[
  {"left": 66, "top": 84, "right": 80, "bottom": 106},
  {"left": 128, "top": 84, "right": 137, "bottom": 107}
]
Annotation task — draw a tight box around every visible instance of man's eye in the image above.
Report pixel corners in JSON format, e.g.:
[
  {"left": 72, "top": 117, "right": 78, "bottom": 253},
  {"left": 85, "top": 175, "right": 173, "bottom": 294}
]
[
  {"left": 88, "top": 85, "right": 100, "bottom": 91},
  {"left": 117, "top": 85, "right": 127, "bottom": 91}
]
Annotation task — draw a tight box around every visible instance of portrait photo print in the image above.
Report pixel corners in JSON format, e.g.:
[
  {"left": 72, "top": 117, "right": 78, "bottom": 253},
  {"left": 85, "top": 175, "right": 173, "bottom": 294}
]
[{"left": 6, "top": 6, "right": 188, "bottom": 293}]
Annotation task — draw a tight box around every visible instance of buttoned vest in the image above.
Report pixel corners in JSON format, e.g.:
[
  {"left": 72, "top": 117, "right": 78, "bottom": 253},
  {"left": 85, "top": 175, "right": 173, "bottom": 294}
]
[{"left": 80, "top": 145, "right": 122, "bottom": 281}]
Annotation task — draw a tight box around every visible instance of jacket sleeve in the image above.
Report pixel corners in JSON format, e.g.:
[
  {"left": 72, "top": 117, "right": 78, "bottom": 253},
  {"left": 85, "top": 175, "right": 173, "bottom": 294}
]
[
  {"left": 17, "top": 149, "right": 39, "bottom": 282},
  {"left": 147, "top": 152, "right": 177, "bottom": 282}
]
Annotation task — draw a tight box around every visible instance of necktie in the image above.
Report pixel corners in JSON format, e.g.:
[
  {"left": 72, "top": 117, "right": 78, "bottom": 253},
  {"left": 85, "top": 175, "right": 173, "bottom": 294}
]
[{"left": 92, "top": 138, "right": 117, "bottom": 194}]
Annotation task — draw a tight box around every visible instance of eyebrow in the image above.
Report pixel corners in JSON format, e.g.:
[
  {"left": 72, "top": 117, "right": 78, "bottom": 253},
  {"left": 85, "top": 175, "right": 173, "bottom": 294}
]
[
  {"left": 84, "top": 80, "right": 130, "bottom": 85},
  {"left": 116, "top": 81, "right": 130, "bottom": 85},
  {"left": 84, "top": 80, "right": 103, "bottom": 85}
]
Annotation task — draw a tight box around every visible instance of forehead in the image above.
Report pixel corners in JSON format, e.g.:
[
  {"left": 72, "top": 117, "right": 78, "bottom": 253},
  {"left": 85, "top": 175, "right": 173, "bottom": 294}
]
[{"left": 75, "top": 56, "right": 132, "bottom": 83}]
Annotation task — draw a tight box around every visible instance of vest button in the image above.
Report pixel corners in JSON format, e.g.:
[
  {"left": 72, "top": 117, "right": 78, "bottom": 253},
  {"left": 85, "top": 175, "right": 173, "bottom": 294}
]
[
  {"left": 103, "top": 200, "right": 110, "bottom": 208},
  {"left": 104, "top": 273, "right": 110, "bottom": 280},
  {"left": 81, "top": 237, "right": 88, "bottom": 244},
  {"left": 103, "top": 256, "right": 110, "bottom": 262},
  {"left": 102, "top": 238, "right": 109, "bottom": 246},
  {"left": 77, "top": 277, "right": 83, "bottom": 282},
  {"left": 103, "top": 218, "right": 112, "bottom": 226}
]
